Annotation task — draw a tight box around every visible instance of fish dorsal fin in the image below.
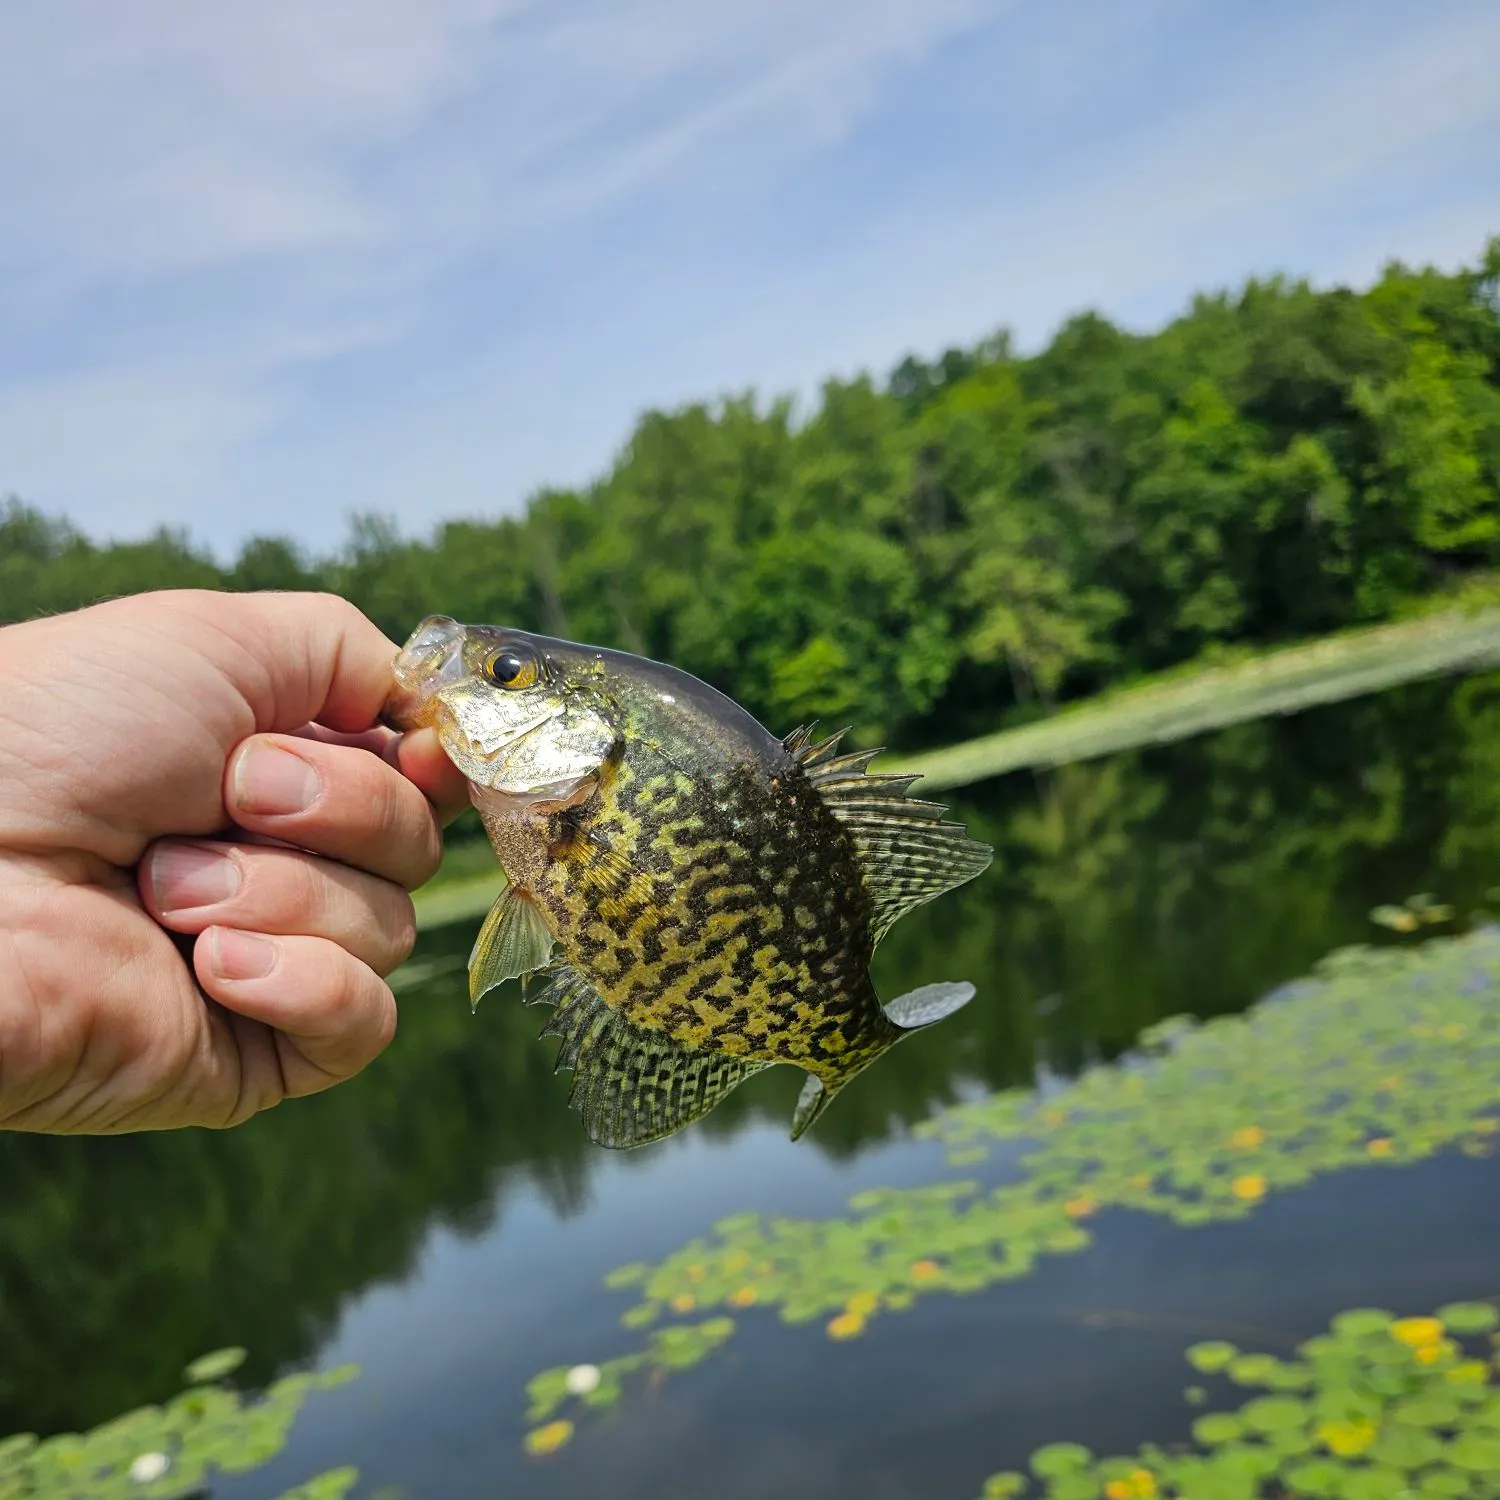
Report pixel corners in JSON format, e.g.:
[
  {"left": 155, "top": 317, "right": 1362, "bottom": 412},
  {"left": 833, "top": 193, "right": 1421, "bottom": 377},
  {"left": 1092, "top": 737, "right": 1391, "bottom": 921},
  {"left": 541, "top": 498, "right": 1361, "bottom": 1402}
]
[
  {"left": 535, "top": 964, "right": 768, "bottom": 1148},
  {"left": 785, "top": 723, "right": 993, "bottom": 943},
  {"left": 468, "top": 883, "right": 557, "bottom": 1011}
]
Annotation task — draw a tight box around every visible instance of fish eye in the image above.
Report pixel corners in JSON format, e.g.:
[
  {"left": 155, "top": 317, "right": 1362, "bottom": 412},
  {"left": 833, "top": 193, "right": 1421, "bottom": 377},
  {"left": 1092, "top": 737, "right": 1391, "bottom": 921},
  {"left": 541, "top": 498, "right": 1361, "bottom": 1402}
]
[{"left": 484, "top": 647, "right": 538, "bottom": 689}]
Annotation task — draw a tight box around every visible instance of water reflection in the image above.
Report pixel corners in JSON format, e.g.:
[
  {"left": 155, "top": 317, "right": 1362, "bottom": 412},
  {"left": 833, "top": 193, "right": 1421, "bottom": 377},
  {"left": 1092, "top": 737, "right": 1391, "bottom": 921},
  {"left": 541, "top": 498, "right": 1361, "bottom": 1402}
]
[{"left": 7, "top": 672, "right": 1500, "bottom": 1484}]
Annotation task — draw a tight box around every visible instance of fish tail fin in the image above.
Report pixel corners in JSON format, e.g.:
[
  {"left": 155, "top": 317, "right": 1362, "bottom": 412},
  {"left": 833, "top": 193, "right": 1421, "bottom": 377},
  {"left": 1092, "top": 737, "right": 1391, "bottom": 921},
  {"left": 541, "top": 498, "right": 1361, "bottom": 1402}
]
[
  {"left": 790, "top": 1073, "right": 841, "bottom": 1141},
  {"left": 789, "top": 983, "right": 976, "bottom": 1142},
  {"left": 882, "top": 980, "right": 976, "bottom": 1031}
]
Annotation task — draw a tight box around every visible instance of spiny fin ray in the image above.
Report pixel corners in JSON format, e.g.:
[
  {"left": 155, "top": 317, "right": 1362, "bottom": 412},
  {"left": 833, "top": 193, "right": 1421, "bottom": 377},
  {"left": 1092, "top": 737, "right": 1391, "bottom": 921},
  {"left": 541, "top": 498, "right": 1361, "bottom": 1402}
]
[
  {"left": 535, "top": 964, "right": 768, "bottom": 1148},
  {"left": 783, "top": 723, "right": 993, "bottom": 943}
]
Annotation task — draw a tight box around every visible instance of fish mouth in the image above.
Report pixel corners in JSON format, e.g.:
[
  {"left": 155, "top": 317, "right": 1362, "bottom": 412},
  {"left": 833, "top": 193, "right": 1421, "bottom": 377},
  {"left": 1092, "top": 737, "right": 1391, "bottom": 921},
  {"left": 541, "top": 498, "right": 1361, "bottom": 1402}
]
[{"left": 384, "top": 616, "right": 470, "bottom": 729}]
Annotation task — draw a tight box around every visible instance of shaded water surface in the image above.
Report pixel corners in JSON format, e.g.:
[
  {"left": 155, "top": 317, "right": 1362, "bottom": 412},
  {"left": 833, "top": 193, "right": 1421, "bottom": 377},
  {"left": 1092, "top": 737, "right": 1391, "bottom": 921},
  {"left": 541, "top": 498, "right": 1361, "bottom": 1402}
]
[{"left": 9, "top": 672, "right": 1500, "bottom": 1497}]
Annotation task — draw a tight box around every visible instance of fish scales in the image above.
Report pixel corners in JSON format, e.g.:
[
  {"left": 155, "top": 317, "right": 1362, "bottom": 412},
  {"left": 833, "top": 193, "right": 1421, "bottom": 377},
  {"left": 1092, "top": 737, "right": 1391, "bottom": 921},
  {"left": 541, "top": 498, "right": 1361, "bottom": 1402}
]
[
  {"left": 385, "top": 616, "right": 992, "bottom": 1147},
  {"left": 528, "top": 753, "right": 896, "bottom": 1070}
]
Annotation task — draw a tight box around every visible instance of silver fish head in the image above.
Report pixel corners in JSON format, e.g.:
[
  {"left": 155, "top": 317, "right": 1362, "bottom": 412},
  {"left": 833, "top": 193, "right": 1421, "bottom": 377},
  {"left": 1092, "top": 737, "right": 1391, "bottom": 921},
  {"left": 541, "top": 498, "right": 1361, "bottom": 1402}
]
[{"left": 386, "top": 618, "right": 619, "bottom": 799}]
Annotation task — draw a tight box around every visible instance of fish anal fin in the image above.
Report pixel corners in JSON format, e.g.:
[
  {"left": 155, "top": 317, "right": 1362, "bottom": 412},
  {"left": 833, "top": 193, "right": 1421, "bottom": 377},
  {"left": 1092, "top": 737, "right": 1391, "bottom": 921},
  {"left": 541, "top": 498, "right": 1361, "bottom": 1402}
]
[
  {"left": 468, "top": 883, "right": 557, "bottom": 1011},
  {"left": 535, "top": 964, "right": 767, "bottom": 1148},
  {"left": 790, "top": 1073, "right": 839, "bottom": 1141}
]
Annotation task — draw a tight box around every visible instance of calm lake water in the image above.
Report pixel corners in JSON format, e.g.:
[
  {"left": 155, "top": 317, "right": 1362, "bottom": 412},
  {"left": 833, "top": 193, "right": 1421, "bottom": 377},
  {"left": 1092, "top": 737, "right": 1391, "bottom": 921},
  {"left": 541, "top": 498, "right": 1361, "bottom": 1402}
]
[{"left": 8, "top": 671, "right": 1500, "bottom": 1498}]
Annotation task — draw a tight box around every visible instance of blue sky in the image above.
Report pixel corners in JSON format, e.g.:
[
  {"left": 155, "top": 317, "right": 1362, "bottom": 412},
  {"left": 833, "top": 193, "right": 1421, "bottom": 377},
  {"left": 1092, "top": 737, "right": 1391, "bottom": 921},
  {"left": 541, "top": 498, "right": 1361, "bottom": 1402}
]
[{"left": 1, "top": 0, "right": 1497, "bottom": 557}]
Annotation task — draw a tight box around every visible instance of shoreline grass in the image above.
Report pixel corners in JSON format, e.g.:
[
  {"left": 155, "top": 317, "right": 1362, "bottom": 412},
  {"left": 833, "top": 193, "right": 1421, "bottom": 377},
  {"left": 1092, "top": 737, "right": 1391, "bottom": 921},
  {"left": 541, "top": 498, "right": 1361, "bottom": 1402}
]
[
  {"left": 413, "top": 604, "right": 1500, "bottom": 931},
  {"left": 889, "top": 603, "right": 1500, "bottom": 793}
]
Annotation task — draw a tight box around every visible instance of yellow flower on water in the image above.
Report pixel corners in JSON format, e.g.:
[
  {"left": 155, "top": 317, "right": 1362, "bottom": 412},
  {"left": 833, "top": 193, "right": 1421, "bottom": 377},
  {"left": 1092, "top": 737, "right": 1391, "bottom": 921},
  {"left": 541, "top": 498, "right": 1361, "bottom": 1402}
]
[
  {"left": 1367, "top": 1138, "right": 1395, "bottom": 1157},
  {"left": 1128, "top": 1173, "right": 1152, "bottom": 1190},
  {"left": 1441, "top": 1023, "right": 1468, "bottom": 1039},
  {"left": 1231, "top": 1174, "right": 1267, "bottom": 1201},
  {"left": 911, "top": 1260, "right": 941, "bottom": 1281},
  {"left": 826, "top": 1312, "right": 866, "bottom": 1340},
  {"left": 845, "top": 1290, "right": 879, "bottom": 1317},
  {"left": 1416, "top": 1340, "right": 1457, "bottom": 1365},
  {"left": 670, "top": 1293, "right": 697, "bottom": 1314},
  {"left": 1229, "top": 1126, "right": 1265, "bottom": 1149},
  {"left": 727, "top": 1286, "right": 759, "bottom": 1308},
  {"left": 1390, "top": 1317, "right": 1445, "bottom": 1348},
  {"left": 685, "top": 1264, "right": 706, "bottom": 1282},
  {"left": 1317, "top": 1419, "right": 1376, "bottom": 1457},
  {"left": 1104, "top": 1470, "right": 1158, "bottom": 1499},
  {"left": 524, "top": 1421, "right": 574, "bottom": 1458},
  {"left": 1064, "top": 1195, "right": 1098, "bottom": 1219}
]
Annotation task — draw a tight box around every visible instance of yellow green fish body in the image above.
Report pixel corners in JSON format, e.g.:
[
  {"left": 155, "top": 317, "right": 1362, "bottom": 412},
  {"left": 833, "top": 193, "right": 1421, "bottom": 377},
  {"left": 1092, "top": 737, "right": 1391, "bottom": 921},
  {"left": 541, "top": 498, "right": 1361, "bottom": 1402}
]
[{"left": 386, "top": 616, "right": 992, "bottom": 1147}]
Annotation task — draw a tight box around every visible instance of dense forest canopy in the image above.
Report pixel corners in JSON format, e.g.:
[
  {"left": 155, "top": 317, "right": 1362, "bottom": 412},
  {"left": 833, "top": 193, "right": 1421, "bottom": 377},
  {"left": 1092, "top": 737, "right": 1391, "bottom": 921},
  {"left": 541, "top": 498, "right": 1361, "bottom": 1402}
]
[{"left": 4, "top": 239, "right": 1498, "bottom": 750}]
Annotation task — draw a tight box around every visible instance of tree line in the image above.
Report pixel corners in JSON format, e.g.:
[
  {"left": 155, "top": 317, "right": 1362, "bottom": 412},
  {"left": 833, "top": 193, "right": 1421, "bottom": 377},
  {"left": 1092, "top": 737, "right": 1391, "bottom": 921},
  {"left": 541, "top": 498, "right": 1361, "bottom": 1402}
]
[{"left": 3, "top": 239, "right": 1498, "bottom": 748}]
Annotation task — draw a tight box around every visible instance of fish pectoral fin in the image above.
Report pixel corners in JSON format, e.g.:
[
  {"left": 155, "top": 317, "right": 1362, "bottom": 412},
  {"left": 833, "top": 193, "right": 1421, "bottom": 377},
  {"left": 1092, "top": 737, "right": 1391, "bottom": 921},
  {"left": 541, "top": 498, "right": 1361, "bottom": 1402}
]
[
  {"left": 784, "top": 723, "right": 992, "bottom": 945},
  {"left": 790, "top": 1072, "right": 838, "bottom": 1141},
  {"left": 883, "top": 981, "right": 976, "bottom": 1031},
  {"left": 534, "top": 963, "right": 767, "bottom": 1149},
  {"left": 468, "top": 883, "right": 557, "bottom": 1011},
  {"left": 574, "top": 835, "right": 649, "bottom": 909}
]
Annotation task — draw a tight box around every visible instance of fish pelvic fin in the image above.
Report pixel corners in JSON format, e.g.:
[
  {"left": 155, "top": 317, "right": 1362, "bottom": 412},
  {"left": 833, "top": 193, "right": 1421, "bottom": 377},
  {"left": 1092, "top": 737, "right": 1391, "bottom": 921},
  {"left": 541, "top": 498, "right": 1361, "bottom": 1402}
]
[
  {"left": 882, "top": 980, "right": 976, "bottom": 1031},
  {"left": 536, "top": 963, "right": 768, "bottom": 1148},
  {"left": 790, "top": 1072, "right": 840, "bottom": 1142},
  {"left": 468, "top": 882, "right": 557, "bottom": 1012}
]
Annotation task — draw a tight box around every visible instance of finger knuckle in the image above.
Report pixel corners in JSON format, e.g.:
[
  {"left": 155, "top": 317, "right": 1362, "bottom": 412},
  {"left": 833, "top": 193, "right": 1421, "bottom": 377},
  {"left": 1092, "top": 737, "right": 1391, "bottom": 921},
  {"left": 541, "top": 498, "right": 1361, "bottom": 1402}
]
[
  {"left": 370, "top": 985, "right": 398, "bottom": 1054},
  {"left": 285, "top": 852, "right": 334, "bottom": 929},
  {"left": 384, "top": 889, "right": 418, "bottom": 970}
]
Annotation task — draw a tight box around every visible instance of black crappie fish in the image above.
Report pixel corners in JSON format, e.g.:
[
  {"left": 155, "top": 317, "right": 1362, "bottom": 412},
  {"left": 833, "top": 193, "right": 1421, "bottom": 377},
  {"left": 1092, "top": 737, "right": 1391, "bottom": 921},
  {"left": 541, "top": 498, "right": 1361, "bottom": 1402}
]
[{"left": 385, "top": 616, "right": 992, "bottom": 1147}]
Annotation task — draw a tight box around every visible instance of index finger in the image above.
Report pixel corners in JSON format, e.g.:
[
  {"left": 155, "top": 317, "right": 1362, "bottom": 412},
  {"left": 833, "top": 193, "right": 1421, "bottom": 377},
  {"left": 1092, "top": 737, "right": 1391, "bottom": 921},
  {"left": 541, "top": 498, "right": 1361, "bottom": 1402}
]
[{"left": 293, "top": 723, "right": 471, "bottom": 826}]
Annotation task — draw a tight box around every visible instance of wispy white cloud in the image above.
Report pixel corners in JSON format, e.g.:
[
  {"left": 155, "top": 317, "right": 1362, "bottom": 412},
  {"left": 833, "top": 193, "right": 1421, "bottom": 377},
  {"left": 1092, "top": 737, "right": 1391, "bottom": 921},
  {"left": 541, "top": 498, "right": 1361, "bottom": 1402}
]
[
  {"left": 0, "top": 0, "right": 517, "bottom": 273},
  {"left": 0, "top": 0, "right": 1496, "bottom": 552}
]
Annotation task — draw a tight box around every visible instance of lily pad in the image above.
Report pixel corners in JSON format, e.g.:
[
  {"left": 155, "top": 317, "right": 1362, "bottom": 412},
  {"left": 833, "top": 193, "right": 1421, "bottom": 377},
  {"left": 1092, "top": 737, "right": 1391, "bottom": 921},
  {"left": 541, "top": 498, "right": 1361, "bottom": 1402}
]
[
  {"left": 184, "top": 1348, "right": 248, "bottom": 1385},
  {"left": 1029, "top": 1442, "right": 1093, "bottom": 1478}
]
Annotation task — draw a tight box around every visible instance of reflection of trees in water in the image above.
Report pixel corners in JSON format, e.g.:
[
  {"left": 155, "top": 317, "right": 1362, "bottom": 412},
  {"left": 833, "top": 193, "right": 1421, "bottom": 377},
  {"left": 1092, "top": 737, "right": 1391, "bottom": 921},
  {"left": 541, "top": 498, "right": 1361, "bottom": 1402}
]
[
  {"left": 8, "top": 671, "right": 1500, "bottom": 1435},
  {"left": 0, "top": 930, "right": 595, "bottom": 1437},
  {"left": 522, "top": 922, "right": 1500, "bottom": 1439}
]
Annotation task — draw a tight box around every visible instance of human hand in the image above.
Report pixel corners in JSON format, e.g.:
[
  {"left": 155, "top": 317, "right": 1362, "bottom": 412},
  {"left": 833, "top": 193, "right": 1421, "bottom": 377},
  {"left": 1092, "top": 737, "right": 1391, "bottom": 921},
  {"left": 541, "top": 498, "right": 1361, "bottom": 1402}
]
[{"left": 0, "top": 589, "right": 469, "bottom": 1132}]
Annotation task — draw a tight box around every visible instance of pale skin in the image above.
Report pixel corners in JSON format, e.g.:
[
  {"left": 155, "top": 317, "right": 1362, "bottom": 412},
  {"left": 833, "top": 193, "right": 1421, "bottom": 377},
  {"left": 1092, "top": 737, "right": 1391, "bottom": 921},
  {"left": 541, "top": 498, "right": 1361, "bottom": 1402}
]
[{"left": 0, "top": 589, "right": 469, "bottom": 1133}]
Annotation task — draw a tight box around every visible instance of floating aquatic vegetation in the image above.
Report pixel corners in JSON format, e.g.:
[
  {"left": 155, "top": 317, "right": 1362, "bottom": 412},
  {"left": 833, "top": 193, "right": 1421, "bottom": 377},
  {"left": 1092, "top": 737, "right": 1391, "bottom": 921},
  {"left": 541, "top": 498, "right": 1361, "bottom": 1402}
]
[
  {"left": 977, "top": 1300, "right": 1500, "bottom": 1499},
  {"left": 521, "top": 1320, "right": 735, "bottom": 1455},
  {"left": 522, "top": 926, "right": 1500, "bottom": 1435},
  {"left": 0, "top": 1348, "right": 360, "bottom": 1500},
  {"left": 1369, "top": 892, "right": 1457, "bottom": 932}
]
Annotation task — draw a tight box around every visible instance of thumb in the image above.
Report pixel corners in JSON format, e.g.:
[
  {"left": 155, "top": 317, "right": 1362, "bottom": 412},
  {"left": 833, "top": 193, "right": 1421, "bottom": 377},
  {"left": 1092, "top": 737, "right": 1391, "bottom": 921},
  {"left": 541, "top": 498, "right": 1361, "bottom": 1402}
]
[{"left": 149, "top": 589, "right": 401, "bottom": 734}]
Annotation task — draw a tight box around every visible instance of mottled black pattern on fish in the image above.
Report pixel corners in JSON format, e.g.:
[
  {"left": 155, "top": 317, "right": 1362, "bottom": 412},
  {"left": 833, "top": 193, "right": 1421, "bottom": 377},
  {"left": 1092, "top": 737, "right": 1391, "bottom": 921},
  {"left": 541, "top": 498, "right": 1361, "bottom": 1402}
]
[
  {"left": 391, "top": 617, "right": 990, "bottom": 1146},
  {"left": 528, "top": 745, "right": 902, "bottom": 1077}
]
